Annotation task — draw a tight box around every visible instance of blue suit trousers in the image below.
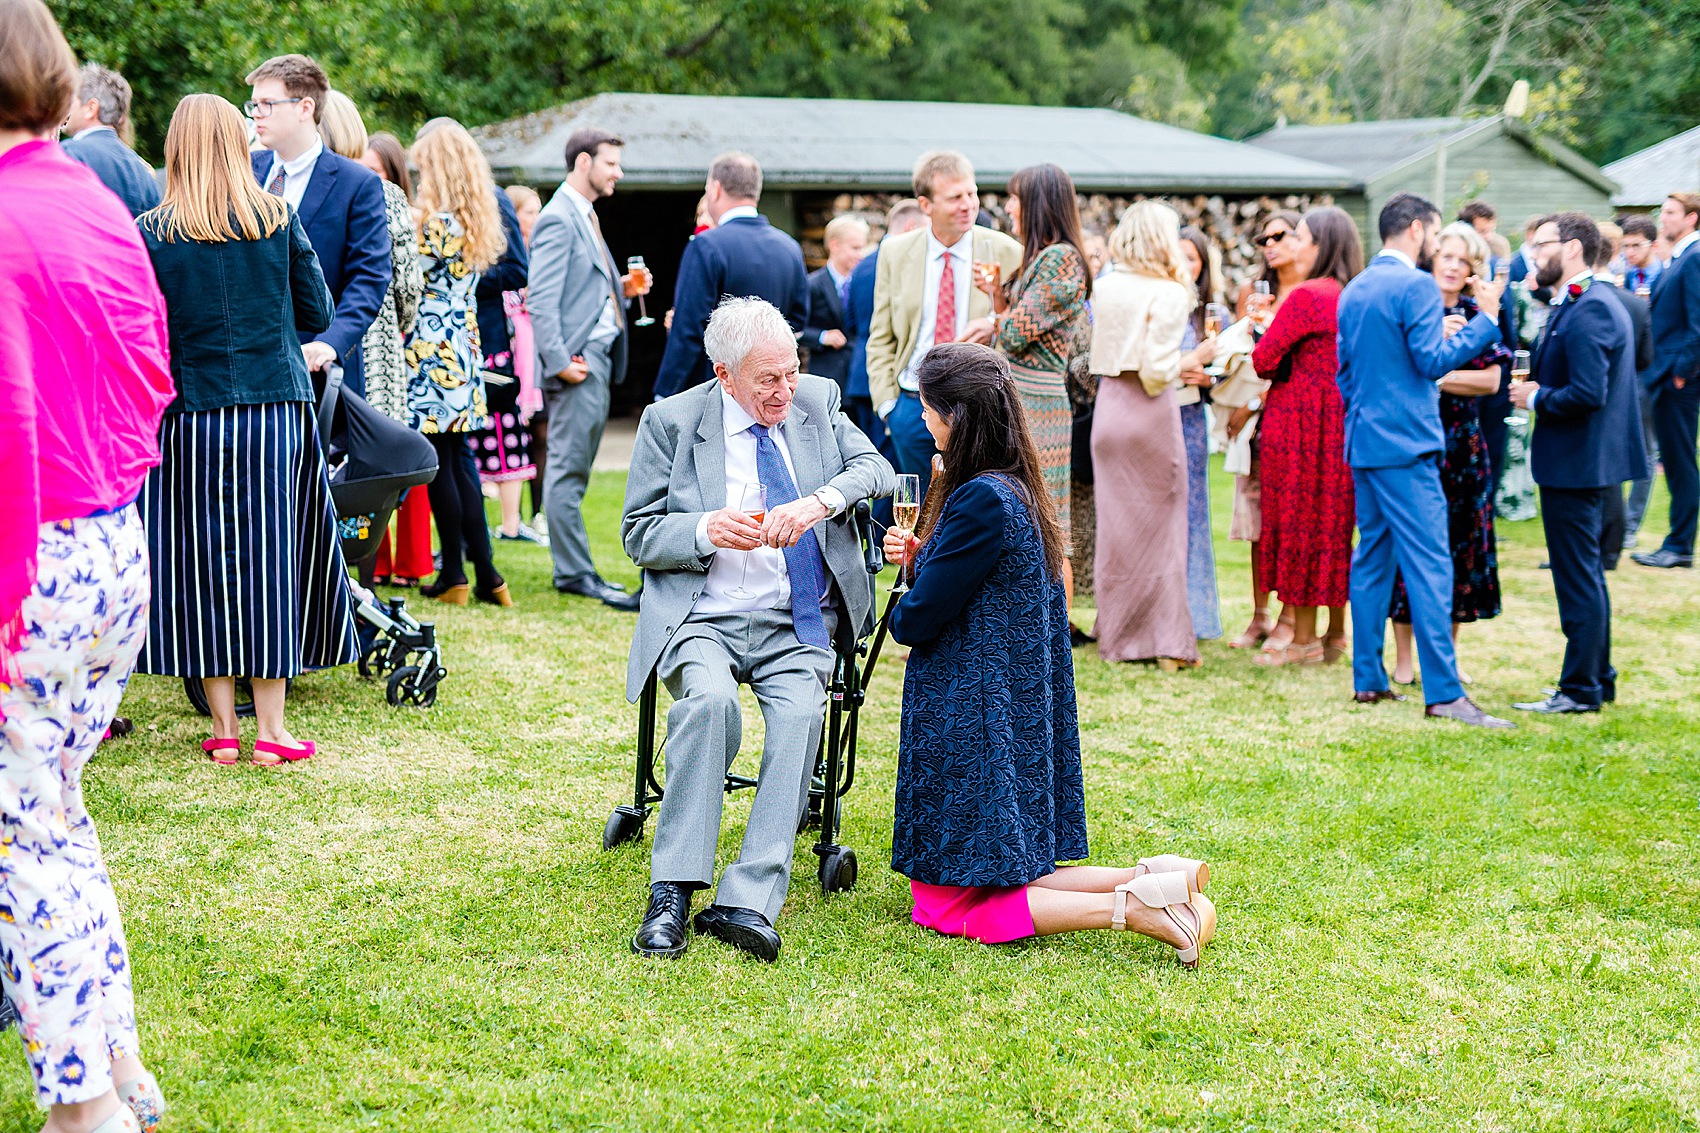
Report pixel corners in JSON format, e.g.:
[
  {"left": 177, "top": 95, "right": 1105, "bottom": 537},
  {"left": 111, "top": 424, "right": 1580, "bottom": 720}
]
[
  {"left": 886, "top": 392, "right": 938, "bottom": 501},
  {"left": 1349, "top": 458, "right": 1464, "bottom": 705}
]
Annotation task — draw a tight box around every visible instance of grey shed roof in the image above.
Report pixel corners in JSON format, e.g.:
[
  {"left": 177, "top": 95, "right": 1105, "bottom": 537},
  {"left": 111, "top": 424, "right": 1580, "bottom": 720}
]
[
  {"left": 1603, "top": 125, "right": 1700, "bottom": 208},
  {"left": 473, "top": 92, "right": 1358, "bottom": 194},
  {"left": 1250, "top": 115, "right": 1617, "bottom": 195}
]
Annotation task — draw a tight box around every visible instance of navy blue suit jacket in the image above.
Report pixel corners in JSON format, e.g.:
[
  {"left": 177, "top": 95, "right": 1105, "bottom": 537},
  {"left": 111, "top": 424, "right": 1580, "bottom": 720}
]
[
  {"left": 844, "top": 250, "right": 879, "bottom": 400},
  {"left": 1531, "top": 282, "right": 1649, "bottom": 489},
  {"left": 800, "top": 266, "right": 850, "bottom": 388},
  {"left": 62, "top": 128, "right": 159, "bottom": 218},
  {"left": 1647, "top": 242, "right": 1700, "bottom": 389},
  {"left": 476, "top": 187, "right": 529, "bottom": 366},
  {"left": 653, "top": 215, "right": 809, "bottom": 399},
  {"left": 1336, "top": 253, "right": 1501, "bottom": 468},
  {"left": 251, "top": 149, "right": 391, "bottom": 393}
]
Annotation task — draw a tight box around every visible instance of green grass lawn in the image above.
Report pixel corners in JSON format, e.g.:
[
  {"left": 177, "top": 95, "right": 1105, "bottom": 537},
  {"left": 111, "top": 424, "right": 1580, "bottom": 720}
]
[{"left": 7, "top": 458, "right": 1698, "bottom": 1132}]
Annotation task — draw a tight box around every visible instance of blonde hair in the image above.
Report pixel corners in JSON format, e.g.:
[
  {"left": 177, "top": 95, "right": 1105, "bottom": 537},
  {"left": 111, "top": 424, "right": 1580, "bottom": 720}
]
[
  {"left": 1109, "top": 201, "right": 1193, "bottom": 292},
  {"left": 505, "top": 184, "right": 540, "bottom": 213},
  {"left": 318, "top": 89, "right": 367, "bottom": 160},
  {"left": 412, "top": 119, "right": 506, "bottom": 272},
  {"left": 142, "top": 93, "right": 288, "bottom": 244},
  {"left": 824, "top": 214, "right": 869, "bottom": 246},
  {"left": 912, "top": 150, "right": 974, "bottom": 199},
  {"left": 1436, "top": 221, "right": 1491, "bottom": 294}
]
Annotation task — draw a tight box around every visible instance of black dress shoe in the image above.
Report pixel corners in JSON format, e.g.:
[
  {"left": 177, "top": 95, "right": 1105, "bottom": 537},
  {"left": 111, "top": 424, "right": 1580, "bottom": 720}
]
[
  {"left": 1630, "top": 548, "right": 1694, "bottom": 569},
  {"left": 1538, "top": 560, "right": 1552, "bottom": 570},
  {"left": 1068, "top": 625, "right": 1096, "bottom": 648},
  {"left": 693, "top": 904, "right": 781, "bottom": 963},
  {"left": 557, "top": 576, "right": 642, "bottom": 611},
  {"left": 1352, "top": 689, "right": 1406, "bottom": 703},
  {"left": 632, "top": 882, "right": 692, "bottom": 958},
  {"left": 593, "top": 574, "right": 627, "bottom": 593},
  {"left": 1424, "top": 696, "right": 1515, "bottom": 729},
  {"left": 1512, "top": 691, "right": 1600, "bottom": 714}
]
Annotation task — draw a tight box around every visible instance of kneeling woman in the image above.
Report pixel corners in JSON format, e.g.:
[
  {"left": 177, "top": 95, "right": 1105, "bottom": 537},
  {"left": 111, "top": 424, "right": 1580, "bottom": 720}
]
[{"left": 883, "top": 343, "right": 1216, "bottom": 966}]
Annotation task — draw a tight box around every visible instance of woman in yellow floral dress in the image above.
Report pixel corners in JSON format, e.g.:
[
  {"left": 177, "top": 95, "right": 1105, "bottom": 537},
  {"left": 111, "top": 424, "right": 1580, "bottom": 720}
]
[{"left": 404, "top": 120, "right": 513, "bottom": 605}]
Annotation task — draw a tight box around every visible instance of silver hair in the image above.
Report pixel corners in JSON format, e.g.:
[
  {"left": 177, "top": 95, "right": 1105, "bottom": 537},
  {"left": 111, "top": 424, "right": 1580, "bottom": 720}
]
[
  {"left": 702, "top": 297, "right": 796, "bottom": 376},
  {"left": 77, "top": 64, "right": 132, "bottom": 129}
]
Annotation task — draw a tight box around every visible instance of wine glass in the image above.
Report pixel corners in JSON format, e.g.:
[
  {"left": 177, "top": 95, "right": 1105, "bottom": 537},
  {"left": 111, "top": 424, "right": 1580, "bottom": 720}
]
[
  {"left": 724, "top": 482, "right": 766, "bottom": 600},
  {"left": 627, "top": 256, "right": 656, "bottom": 327},
  {"left": 1203, "top": 303, "right": 1230, "bottom": 375},
  {"left": 1505, "top": 349, "right": 1531, "bottom": 427},
  {"left": 891, "top": 475, "right": 920, "bottom": 594}
]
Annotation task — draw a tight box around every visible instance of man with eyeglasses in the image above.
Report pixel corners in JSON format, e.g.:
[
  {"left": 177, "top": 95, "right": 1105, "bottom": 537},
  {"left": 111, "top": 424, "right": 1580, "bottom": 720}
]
[{"left": 244, "top": 53, "right": 390, "bottom": 398}]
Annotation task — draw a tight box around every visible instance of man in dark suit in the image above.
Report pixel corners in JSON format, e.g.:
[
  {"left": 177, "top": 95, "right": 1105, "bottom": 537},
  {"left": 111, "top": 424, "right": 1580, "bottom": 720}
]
[
  {"left": 799, "top": 214, "right": 868, "bottom": 395},
  {"left": 1592, "top": 240, "right": 1654, "bottom": 568},
  {"left": 1509, "top": 214, "right": 1648, "bottom": 713},
  {"left": 59, "top": 63, "right": 159, "bottom": 217},
  {"left": 1630, "top": 192, "right": 1700, "bottom": 569},
  {"left": 1620, "top": 214, "right": 1664, "bottom": 549},
  {"left": 245, "top": 54, "right": 391, "bottom": 398},
  {"left": 653, "top": 152, "right": 808, "bottom": 400}
]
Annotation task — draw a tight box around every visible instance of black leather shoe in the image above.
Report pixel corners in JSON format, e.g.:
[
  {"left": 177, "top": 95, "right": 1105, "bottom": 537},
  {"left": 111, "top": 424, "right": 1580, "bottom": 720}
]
[
  {"left": 1068, "top": 625, "right": 1096, "bottom": 648},
  {"left": 693, "top": 904, "right": 781, "bottom": 963},
  {"left": 557, "top": 576, "right": 642, "bottom": 611},
  {"left": 631, "top": 882, "right": 692, "bottom": 958},
  {"left": 1425, "top": 696, "right": 1515, "bottom": 728},
  {"left": 1538, "top": 560, "right": 1552, "bottom": 570},
  {"left": 1352, "top": 689, "right": 1406, "bottom": 703},
  {"left": 1512, "top": 691, "right": 1600, "bottom": 714},
  {"left": 1630, "top": 548, "right": 1693, "bottom": 569},
  {"left": 593, "top": 574, "right": 627, "bottom": 593}
]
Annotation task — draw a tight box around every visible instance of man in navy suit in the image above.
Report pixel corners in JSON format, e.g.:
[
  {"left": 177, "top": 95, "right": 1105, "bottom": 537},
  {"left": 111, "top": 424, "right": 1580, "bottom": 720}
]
[
  {"left": 1591, "top": 240, "right": 1653, "bottom": 568},
  {"left": 799, "top": 214, "right": 868, "bottom": 395},
  {"left": 60, "top": 63, "right": 159, "bottom": 217},
  {"left": 245, "top": 54, "right": 391, "bottom": 397},
  {"left": 1509, "top": 214, "right": 1649, "bottom": 712},
  {"left": 1630, "top": 193, "right": 1700, "bottom": 569},
  {"left": 653, "top": 152, "right": 808, "bottom": 400},
  {"left": 1336, "top": 192, "right": 1513, "bottom": 728}
]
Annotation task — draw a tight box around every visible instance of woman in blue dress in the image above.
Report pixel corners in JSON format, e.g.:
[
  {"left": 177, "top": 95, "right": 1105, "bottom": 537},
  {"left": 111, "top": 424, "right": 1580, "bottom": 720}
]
[{"left": 884, "top": 343, "right": 1217, "bottom": 966}]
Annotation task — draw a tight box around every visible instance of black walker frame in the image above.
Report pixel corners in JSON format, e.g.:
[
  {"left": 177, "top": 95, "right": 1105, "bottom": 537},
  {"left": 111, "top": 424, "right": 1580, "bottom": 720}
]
[{"left": 602, "top": 501, "right": 895, "bottom": 894}]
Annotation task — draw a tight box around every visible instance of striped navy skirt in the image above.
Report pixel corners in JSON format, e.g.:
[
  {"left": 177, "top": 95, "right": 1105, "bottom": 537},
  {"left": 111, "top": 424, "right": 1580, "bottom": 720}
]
[{"left": 137, "top": 400, "right": 358, "bottom": 679}]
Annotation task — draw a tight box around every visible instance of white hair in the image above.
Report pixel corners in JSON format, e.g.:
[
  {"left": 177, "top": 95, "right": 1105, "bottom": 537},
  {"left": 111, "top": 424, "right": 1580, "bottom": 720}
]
[{"left": 702, "top": 297, "right": 796, "bottom": 376}]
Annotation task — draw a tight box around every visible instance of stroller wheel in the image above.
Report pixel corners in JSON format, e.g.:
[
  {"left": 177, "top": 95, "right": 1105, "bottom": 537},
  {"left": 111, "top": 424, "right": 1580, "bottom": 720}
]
[
  {"left": 385, "top": 664, "right": 438, "bottom": 708},
  {"left": 603, "top": 806, "right": 647, "bottom": 850},
  {"left": 818, "top": 846, "right": 858, "bottom": 894},
  {"left": 358, "top": 641, "right": 391, "bottom": 679},
  {"left": 183, "top": 675, "right": 286, "bottom": 718}
]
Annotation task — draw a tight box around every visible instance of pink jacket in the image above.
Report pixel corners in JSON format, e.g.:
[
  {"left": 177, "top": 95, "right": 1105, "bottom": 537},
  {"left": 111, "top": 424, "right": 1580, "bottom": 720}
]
[{"left": 0, "top": 139, "right": 174, "bottom": 672}]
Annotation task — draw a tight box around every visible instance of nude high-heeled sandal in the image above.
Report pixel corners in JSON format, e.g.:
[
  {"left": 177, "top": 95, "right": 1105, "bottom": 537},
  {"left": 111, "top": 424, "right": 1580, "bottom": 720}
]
[
  {"left": 1133, "top": 855, "right": 1210, "bottom": 894},
  {"left": 1113, "top": 872, "right": 1217, "bottom": 968},
  {"left": 118, "top": 1071, "right": 166, "bottom": 1133},
  {"left": 89, "top": 1102, "right": 142, "bottom": 1133}
]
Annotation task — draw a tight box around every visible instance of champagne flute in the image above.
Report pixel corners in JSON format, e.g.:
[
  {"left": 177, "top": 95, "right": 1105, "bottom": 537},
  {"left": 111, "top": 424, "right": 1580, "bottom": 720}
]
[
  {"left": 1203, "top": 302, "right": 1230, "bottom": 375},
  {"left": 1505, "top": 349, "right": 1531, "bottom": 427},
  {"left": 627, "top": 256, "right": 656, "bottom": 327},
  {"left": 724, "top": 482, "right": 766, "bottom": 600},
  {"left": 891, "top": 474, "right": 920, "bottom": 594}
]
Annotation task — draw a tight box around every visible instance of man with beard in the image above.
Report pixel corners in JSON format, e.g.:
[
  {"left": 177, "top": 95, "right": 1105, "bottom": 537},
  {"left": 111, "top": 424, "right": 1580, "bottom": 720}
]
[
  {"left": 1335, "top": 192, "right": 1513, "bottom": 728},
  {"left": 1509, "top": 214, "right": 1647, "bottom": 712}
]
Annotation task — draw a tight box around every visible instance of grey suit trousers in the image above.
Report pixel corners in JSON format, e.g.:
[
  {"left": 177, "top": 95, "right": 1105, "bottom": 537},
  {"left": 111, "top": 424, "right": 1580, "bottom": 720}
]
[
  {"left": 544, "top": 344, "right": 612, "bottom": 587},
  {"left": 651, "top": 608, "right": 836, "bottom": 923}
]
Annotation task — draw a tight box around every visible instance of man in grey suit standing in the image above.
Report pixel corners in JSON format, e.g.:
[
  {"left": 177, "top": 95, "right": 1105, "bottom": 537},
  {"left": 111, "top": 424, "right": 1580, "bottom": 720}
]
[
  {"left": 528, "top": 128, "right": 653, "bottom": 610},
  {"left": 621, "top": 298, "right": 894, "bottom": 961}
]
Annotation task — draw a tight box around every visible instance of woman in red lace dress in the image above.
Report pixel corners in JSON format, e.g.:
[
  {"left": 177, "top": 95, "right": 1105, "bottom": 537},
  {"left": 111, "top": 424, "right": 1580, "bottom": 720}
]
[{"left": 1249, "top": 207, "right": 1364, "bottom": 666}]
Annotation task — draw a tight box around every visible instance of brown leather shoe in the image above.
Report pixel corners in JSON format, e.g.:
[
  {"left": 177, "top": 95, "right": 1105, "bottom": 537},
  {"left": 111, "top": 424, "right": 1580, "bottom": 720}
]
[
  {"left": 1352, "top": 689, "right": 1406, "bottom": 703},
  {"left": 1424, "top": 696, "right": 1515, "bottom": 729}
]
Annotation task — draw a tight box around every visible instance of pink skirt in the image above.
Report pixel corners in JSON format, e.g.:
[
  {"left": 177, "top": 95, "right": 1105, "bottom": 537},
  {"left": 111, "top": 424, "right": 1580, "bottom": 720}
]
[{"left": 910, "top": 882, "right": 1036, "bottom": 944}]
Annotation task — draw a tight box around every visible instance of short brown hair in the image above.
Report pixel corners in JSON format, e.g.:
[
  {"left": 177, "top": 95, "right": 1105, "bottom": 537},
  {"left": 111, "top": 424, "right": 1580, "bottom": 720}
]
[
  {"left": 1457, "top": 200, "right": 1496, "bottom": 225},
  {"left": 912, "top": 150, "right": 974, "bottom": 199},
  {"left": 1539, "top": 211, "right": 1602, "bottom": 267},
  {"left": 0, "top": 0, "right": 77, "bottom": 135},
  {"left": 1669, "top": 193, "right": 1700, "bottom": 222},
  {"left": 886, "top": 198, "right": 924, "bottom": 231},
  {"left": 710, "top": 150, "right": 762, "bottom": 201},
  {"left": 244, "top": 53, "right": 328, "bottom": 123},
  {"left": 565, "top": 127, "right": 623, "bottom": 174}
]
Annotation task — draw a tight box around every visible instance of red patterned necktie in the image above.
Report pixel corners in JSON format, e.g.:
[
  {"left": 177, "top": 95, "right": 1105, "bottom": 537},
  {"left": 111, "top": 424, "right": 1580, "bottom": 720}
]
[
  {"left": 934, "top": 250, "right": 956, "bottom": 346},
  {"left": 266, "top": 166, "right": 285, "bottom": 196}
]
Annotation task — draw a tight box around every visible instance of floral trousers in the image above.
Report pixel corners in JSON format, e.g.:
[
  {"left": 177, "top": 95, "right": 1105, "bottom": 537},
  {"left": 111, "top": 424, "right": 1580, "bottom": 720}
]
[{"left": 0, "top": 507, "right": 148, "bottom": 1105}]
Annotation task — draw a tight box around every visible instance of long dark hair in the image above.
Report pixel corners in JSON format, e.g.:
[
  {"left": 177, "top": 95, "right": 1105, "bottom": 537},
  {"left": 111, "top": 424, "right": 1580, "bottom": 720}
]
[
  {"left": 1179, "top": 225, "right": 1213, "bottom": 338},
  {"left": 914, "top": 343, "right": 1065, "bottom": 578},
  {"left": 365, "top": 130, "right": 412, "bottom": 198},
  {"left": 1007, "top": 163, "right": 1092, "bottom": 300},
  {"left": 1302, "top": 206, "right": 1365, "bottom": 287},
  {"left": 1257, "top": 209, "right": 1302, "bottom": 291}
]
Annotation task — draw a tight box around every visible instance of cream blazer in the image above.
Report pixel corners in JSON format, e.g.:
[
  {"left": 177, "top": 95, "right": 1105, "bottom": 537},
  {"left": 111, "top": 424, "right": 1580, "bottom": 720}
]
[
  {"left": 1087, "top": 268, "right": 1193, "bottom": 396},
  {"left": 865, "top": 224, "right": 1025, "bottom": 410}
]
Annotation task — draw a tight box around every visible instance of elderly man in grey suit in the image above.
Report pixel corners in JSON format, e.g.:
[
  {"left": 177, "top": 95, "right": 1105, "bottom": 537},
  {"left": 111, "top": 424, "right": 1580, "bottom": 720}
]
[
  {"left": 528, "top": 127, "right": 653, "bottom": 610},
  {"left": 622, "top": 298, "right": 894, "bottom": 961}
]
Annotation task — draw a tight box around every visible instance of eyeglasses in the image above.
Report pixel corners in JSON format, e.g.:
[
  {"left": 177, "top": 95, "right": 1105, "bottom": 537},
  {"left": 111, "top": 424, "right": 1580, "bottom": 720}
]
[
  {"left": 1526, "top": 239, "right": 1562, "bottom": 251},
  {"left": 1254, "top": 231, "right": 1290, "bottom": 248},
  {"left": 1620, "top": 240, "right": 1651, "bottom": 252},
  {"left": 243, "top": 97, "right": 303, "bottom": 119}
]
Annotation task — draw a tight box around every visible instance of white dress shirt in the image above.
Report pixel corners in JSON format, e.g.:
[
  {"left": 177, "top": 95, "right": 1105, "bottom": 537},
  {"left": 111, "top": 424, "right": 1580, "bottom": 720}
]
[
  {"left": 716, "top": 204, "right": 760, "bottom": 224},
  {"left": 262, "top": 138, "right": 322, "bottom": 212},
  {"left": 1376, "top": 248, "right": 1417, "bottom": 271},
  {"left": 693, "top": 391, "right": 843, "bottom": 615},
  {"left": 1670, "top": 230, "right": 1700, "bottom": 262},
  {"left": 561, "top": 182, "right": 620, "bottom": 350},
  {"left": 896, "top": 227, "right": 975, "bottom": 393}
]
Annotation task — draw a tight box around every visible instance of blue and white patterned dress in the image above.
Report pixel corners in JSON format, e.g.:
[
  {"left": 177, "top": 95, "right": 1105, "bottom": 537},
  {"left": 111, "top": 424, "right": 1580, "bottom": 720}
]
[{"left": 406, "top": 212, "right": 488, "bottom": 434}]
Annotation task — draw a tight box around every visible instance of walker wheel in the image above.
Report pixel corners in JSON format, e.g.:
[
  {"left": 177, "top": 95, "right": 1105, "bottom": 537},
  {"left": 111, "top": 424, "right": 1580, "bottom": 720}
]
[
  {"left": 385, "top": 664, "right": 437, "bottom": 708},
  {"left": 603, "top": 806, "right": 646, "bottom": 850},
  {"left": 818, "top": 846, "right": 858, "bottom": 893},
  {"left": 358, "top": 641, "right": 391, "bottom": 678}
]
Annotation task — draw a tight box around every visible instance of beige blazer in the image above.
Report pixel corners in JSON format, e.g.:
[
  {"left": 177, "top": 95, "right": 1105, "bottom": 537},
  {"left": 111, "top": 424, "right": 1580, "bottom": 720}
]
[
  {"left": 1087, "top": 268, "right": 1193, "bottom": 397},
  {"left": 866, "top": 224, "right": 1025, "bottom": 410}
]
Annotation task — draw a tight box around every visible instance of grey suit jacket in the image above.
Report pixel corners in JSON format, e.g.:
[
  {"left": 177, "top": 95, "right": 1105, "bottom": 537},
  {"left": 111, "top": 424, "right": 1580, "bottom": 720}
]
[
  {"left": 527, "top": 185, "right": 628, "bottom": 386},
  {"left": 621, "top": 375, "right": 896, "bottom": 700}
]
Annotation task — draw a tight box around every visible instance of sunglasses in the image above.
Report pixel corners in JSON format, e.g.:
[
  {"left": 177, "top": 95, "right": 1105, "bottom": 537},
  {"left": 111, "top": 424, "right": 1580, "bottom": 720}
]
[{"left": 1254, "top": 231, "right": 1291, "bottom": 248}]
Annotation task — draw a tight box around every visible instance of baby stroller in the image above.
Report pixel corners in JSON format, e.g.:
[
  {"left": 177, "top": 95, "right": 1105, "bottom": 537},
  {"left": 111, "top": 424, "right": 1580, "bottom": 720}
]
[{"left": 181, "top": 366, "right": 446, "bottom": 715}]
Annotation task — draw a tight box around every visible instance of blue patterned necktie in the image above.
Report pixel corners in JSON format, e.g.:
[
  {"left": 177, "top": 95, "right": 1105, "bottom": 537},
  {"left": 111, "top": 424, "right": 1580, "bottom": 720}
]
[
  {"left": 748, "top": 423, "right": 830, "bottom": 648},
  {"left": 266, "top": 165, "right": 286, "bottom": 196}
]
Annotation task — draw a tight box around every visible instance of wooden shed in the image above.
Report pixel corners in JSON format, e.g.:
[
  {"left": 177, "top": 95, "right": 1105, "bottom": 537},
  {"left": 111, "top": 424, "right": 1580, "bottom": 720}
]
[{"left": 1249, "top": 115, "right": 1618, "bottom": 246}]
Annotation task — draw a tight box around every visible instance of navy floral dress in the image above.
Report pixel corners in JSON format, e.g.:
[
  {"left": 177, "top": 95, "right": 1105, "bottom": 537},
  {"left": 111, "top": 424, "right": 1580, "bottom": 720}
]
[
  {"left": 1391, "top": 296, "right": 1508, "bottom": 624},
  {"left": 889, "top": 474, "right": 1088, "bottom": 887}
]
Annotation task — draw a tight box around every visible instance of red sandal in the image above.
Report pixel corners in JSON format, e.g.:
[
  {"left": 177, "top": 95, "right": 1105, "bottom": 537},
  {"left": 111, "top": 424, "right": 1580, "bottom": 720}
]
[
  {"left": 253, "top": 738, "right": 314, "bottom": 764},
  {"left": 201, "top": 738, "right": 240, "bottom": 765}
]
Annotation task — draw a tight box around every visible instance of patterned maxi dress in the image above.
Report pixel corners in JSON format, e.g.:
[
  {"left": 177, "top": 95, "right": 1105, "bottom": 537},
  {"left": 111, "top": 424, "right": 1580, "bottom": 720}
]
[{"left": 996, "top": 243, "right": 1092, "bottom": 547}]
